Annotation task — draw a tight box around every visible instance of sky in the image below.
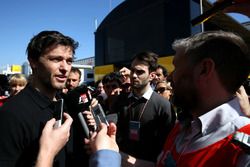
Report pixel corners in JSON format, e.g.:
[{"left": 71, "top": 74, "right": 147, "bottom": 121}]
[
  {"left": 0, "top": 0, "right": 249, "bottom": 69},
  {"left": 0, "top": 0, "right": 124, "bottom": 68}
]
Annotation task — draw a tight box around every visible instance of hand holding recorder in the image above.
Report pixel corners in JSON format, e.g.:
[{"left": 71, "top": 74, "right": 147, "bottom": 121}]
[
  {"left": 84, "top": 122, "right": 119, "bottom": 154},
  {"left": 36, "top": 113, "right": 73, "bottom": 167},
  {"left": 78, "top": 98, "right": 110, "bottom": 138},
  {"left": 78, "top": 98, "right": 118, "bottom": 140}
]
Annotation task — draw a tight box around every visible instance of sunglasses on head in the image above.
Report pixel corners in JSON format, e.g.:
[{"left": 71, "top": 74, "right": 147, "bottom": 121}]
[{"left": 155, "top": 87, "right": 171, "bottom": 94}]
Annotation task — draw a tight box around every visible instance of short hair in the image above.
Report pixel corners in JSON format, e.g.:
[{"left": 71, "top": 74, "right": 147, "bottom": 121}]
[
  {"left": 131, "top": 51, "right": 158, "bottom": 72},
  {"left": 172, "top": 31, "right": 250, "bottom": 93},
  {"left": 156, "top": 80, "right": 172, "bottom": 90},
  {"left": 70, "top": 67, "right": 81, "bottom": 79},
  {"left": 26, "top": 30, "right": 78, "bottom": 61},
  {"left": 9, "top": 74, "right": 27, "bottom": 86},
  {"left": 157, "top": 64, "right": 168, "bottom": 77},
  {"left": 95, "top": 79, "right": 103, "bottom": 88},
  {"left": 102, "top": 72, "right": 122, "bottom": 86}
]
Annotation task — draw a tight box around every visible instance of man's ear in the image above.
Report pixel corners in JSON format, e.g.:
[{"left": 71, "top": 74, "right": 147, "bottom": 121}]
[
  {"left": 149, "top": 71, "right": 156, "bottom": 82},
  {"left": 196, "top": 58, "right": 215, "bottom": 78},
  {"left": 28, "top": 57, "right": 37, "bottom": 69}
]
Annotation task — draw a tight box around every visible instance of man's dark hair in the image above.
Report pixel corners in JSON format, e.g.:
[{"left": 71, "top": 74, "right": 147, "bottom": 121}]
[
  {"left": 157, "top": 64, "right": 168, "bottom": 77},
  {"left": 95, "top": 79, "right": 102, "bottom": 88},
  {"left": 131, "top": 51, "right": 158, "bottom": 72},
  {"left": 173, "top": 31, "right": 250, "bottom": 93},
  {"left": 102, "top": 72, "right": 122, "bottom": 86},
  {"left": 26, "top": 30, "right": 79, "bottom": 61},
  {"left": 70, "top": 67, "right": 82, "bottom": 79}
]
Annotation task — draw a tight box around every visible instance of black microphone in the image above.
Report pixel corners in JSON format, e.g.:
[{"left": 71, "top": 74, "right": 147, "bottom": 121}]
[{"left": 66, "top": 85, "right": 93, "bottom": 138}]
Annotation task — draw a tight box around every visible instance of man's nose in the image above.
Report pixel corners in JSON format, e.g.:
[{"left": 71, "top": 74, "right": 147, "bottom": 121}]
[{"left": 60, "top": 60, "right": 70, "bottom": 72}]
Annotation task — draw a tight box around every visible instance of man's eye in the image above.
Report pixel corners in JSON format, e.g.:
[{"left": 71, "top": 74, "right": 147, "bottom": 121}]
[
  {"left": 52, "top": 58, "right": 60, "bottom": 62},
  {"left": 67, "top": 59, "right": 73, "bottom": 65},
  {"left": 49, "top": 58, "right": 61, "bottom": 62}
]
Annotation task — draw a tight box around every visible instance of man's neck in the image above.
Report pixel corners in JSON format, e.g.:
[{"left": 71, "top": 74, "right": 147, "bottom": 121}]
[
  {"left": 191, "top": 94, "right": 235, "bottom": 118},
  {"left": 133, "top": 84, "right": 151, "bottom": 97},
  {"left": 31, "top": 81, "right": 57, "bottom": 101}
]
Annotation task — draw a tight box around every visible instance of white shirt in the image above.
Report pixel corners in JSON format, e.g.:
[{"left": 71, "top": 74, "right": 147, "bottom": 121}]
[
  {"left": 175, "top": 97, "right": 250, "bottom": 167},
  {"left": 128, "top": 86, "right": 153, "bottom": 101}
]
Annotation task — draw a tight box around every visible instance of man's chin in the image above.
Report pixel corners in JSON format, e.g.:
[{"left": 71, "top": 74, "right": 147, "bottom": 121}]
[
  {"left": 131, "top": 85, "right": 140, "bottom": 89},
  {"left": 54, "top": 83, "right": 66, "bottom": 90}
]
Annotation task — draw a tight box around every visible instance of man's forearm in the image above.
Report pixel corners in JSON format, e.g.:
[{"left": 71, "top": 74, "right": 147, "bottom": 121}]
[{"left": 35, "top": 149, "right": 54, "bottom": 167}]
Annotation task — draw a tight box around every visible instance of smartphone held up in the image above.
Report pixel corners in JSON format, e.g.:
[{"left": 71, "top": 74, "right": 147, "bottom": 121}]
[{"left": 53, "top": 99, "right": 64, "bottom": 129}]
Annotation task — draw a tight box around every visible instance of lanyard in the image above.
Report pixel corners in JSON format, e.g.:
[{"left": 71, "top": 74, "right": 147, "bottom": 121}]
[{"left": 129, "top": 98, "right": 149, "bottom": 121}]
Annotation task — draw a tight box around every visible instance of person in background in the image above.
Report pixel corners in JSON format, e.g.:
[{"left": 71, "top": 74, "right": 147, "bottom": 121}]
[
  {"left": 65, "top": 67, "right": 81, "bottom": 92},
  {"left": 112, "top": 51, "right": 174, "bottom": 163},
  {"left": 119, "top": 67, "right": 131, "bottom": 94},
  {"left": 155, "top": 80, "right": 177, "bottom": 134},
  {"left": 151, "top": 64, "right": 168, "bottom": 90},
  {"left": 0, "top": 30, "right": 78, "bottom": 167},
  {"left": 63, "top": 67, "right": 95, "bottom": 167},
  {"left": 92, "top": 79, "right": 108, "bottom": 107},
  {"left": 102, "top": 72, "right": 122, "bottom": 97},
  {"left": 119, "top": 67, "right": 131, "bottom": 84},
  {"left": 155, "top": 81, "right": 172, "bottom": 100},
  {"left": 92, "top": 79, "right": 106, "bottom": 98},
  {"left": 157, "top": 64, "right": 168, "bottom": 81},
  {"left": 63, "top": 83, "right": 96, "bottom": 167},
  {"left": 101, "top": 72, "right": 123, "bottom": 114},
  {"left": 96, "top": 79, "right": 106, "bottom": 95},
  {"left": 8, "top": 74, "right": 27, "bottom": 97}
]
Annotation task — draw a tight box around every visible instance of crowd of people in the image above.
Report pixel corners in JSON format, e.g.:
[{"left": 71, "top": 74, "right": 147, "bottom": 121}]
[{"left": 0, "top": 0, "right": 250, "bottom": 167}]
